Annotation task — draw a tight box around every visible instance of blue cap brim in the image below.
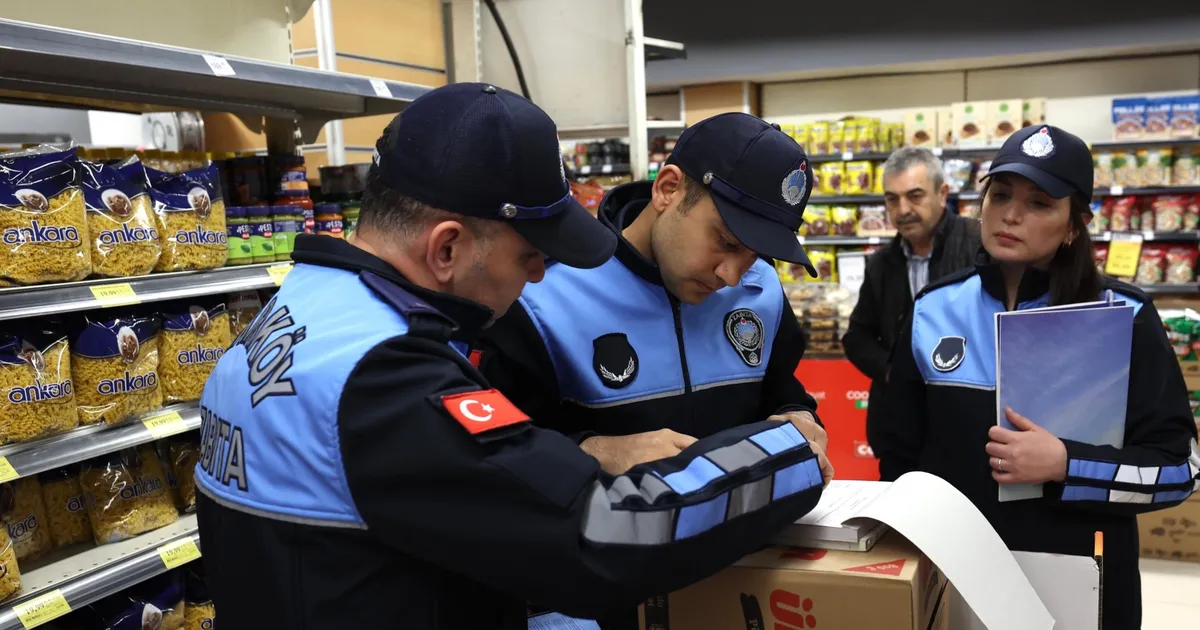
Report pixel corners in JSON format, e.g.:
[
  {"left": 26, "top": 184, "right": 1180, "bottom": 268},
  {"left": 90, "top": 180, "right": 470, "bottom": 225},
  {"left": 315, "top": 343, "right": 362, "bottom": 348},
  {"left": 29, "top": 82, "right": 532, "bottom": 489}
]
[
  {"left": 710, "top": 190, "right": 816, "bottom": 277},
  {"left": 509, "top": 197, "right": 617, "bottom": 269},
  {"left": 983, "top": 163, "right": 1076, "bottom": 199}
]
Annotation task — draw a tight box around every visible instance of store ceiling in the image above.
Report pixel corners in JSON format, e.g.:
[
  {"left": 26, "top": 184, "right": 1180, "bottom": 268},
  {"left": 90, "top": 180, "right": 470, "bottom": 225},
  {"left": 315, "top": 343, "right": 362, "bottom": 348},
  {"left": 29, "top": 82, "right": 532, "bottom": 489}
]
[{"left": 644, "top": 0, "right": 1200, "bottom": 89}]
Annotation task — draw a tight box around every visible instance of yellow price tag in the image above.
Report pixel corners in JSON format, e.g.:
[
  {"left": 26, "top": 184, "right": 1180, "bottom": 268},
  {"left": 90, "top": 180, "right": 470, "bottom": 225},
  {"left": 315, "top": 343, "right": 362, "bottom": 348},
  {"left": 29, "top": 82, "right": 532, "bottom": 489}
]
[
  {"left": 0, "top": 457, "right": 18, "bottom": 483},
  {"left": 267, "top": 264, "right": 292, "bottom": 286},
  {"left": 1105, "top": 233, "right": 1143, "bottom": 278},
  {"left": 157, "top": 537, "right": 202, "bottom": 569},
  {"left": 88, "top": 282, "right": 140, "bottom": 307},
  {"left": 143, "top": 411, "right": 186, "bottom": 438},
  {"left": 14, "top": 590, "right": 71, "bottom": 628}
]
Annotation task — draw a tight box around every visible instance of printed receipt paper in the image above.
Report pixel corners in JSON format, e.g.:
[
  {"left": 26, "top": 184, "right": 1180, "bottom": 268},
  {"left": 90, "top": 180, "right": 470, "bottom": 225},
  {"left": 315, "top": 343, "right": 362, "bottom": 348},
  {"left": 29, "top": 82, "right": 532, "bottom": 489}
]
[{"left": 834, "top": 472, "right": 1055, "bottom": 630}]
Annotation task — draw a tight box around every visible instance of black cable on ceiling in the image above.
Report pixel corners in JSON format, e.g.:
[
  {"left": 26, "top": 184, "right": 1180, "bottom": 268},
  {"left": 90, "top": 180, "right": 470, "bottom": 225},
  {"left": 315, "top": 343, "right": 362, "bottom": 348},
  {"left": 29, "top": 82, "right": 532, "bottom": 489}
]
[{"left": 482, "top": 0, "right": 532, "bottom": 102}]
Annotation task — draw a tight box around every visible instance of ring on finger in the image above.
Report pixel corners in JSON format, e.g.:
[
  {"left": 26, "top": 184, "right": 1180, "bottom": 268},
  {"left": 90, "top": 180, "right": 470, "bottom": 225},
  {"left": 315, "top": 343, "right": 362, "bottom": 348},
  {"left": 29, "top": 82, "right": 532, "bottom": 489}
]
[{"left": 994, "top": 457, "right": 1005, "bottom": 472}]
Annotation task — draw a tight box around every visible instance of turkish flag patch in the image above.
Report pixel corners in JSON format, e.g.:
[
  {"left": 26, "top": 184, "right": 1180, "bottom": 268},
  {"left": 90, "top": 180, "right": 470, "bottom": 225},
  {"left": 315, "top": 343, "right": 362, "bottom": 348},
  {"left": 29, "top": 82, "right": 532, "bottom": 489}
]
[
  {"left": 440, "top": 389, "right": 529, "bottom": 435},
  {"left": 468, "top": 349, "right": 483, "bottom": 368}
]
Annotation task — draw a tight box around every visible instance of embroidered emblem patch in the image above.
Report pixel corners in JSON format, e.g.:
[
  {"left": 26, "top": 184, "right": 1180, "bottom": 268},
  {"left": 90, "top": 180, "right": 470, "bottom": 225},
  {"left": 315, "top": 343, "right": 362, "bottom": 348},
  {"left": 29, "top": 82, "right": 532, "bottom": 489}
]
[
  {"left": 592, "top": 333, "right": 639, "bottom": 389},
  {"left": 781, "top": 161, "right": 808, "bottom": 206},
  {"left": 931, "top": 336, "right": 966, "bottom": 372},
  {"left": 725, "top": 308, "right": 765, "bottom": 367},
  {"left": 1021, "top": 127, "right": 1055, "bottom": 158}
]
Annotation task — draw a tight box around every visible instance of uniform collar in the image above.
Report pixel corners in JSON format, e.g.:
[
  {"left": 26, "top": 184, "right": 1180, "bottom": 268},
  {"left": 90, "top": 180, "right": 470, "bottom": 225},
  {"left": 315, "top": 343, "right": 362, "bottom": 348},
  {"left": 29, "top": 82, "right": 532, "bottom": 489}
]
[
  {"left": 597, "top": 181, "right": 665, "bottom": 286},
  {"left": 290, "top": 234, "right": 493, "bottom": 343},
  {"left": 975, "top": 250, "right": 1051, "bottom": 308}
]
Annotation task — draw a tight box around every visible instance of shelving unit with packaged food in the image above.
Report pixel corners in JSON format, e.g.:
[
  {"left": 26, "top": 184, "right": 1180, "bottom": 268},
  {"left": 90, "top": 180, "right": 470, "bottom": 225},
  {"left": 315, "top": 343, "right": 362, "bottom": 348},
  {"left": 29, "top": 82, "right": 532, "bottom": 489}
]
[{"left": 0, "top": 17, "right": 432, "bottom": 626}]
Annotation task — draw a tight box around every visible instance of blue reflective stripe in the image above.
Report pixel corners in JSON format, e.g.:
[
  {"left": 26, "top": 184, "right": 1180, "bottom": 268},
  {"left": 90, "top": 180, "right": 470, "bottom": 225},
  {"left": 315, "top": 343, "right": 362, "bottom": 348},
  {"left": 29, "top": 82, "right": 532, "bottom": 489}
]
[
  {"left": 674, "top": 492, "right": 730, "bottom": 540},
  {"left": 772, "top": 458, "right": 822, "bottom": 501},
  {"left": 1068, "top": 459, "right": 1118, "bottom": 481},
  {"left": 1153, "top": 489, "right": 1193, "bottom": 504},
  {"left": 749, "top": 423, "right": 806, "bottom": 456},
  {"left": 1061, "top": 485, "right": 1109, "bottom": 501},
  {"left": 659, "top": 456, "right": 725, "bottom": 495},
  {"left": 1159, "top": 463, "right": 1192, "bottom": 485}
]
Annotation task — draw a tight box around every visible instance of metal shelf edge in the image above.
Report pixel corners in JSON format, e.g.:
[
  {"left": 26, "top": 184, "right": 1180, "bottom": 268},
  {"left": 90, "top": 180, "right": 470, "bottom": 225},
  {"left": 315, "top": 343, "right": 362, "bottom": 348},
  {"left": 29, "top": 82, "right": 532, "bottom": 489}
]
[{"left": 0, "top": 516, "right": 200, "bottom": 629}]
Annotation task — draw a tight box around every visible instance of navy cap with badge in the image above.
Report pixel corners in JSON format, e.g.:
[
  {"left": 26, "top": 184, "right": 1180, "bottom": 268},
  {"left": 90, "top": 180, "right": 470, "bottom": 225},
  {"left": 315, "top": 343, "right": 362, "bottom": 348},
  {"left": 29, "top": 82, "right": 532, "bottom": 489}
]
[
  {"left": 982, "top": 124, "right": 1094, "bottom": 200},
  {"left": 370, "top": 82, "right": 617, "bottom": 269},
  {"left": 667, "top": 112, "right": 816, "bottom": 277}
]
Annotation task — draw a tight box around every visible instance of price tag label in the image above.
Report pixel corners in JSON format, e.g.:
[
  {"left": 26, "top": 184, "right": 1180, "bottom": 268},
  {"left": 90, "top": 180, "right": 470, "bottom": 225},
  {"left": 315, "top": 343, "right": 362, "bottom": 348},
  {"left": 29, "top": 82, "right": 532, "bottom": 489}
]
[
  {"left": 837, "top": 253, "right": 868, "bottom": 294},
  {"left": 1110, "top": 185, "right": 1125, "bottom": 196},
  {"left": 1105, "top": 232, "right": 1143, "bottom": 278},
  {"left": 867, "top": 236, "right": 881, "bottom": 245},
  {"left": 89, "top": 283, "right": 140, "bottom": 307},
  {"left": 601, "top": 164, "right": 613, "bottom": 174},
  {"left": 579, "top": 166, "right": 592, "bottom": 175},
  {"left": 14, "top": 590, "right": 71, "bottom": 628},
  {"left": 0, "top": 457, "right": 18, "bottom": 483},
  {"left": 157, "top": 538, "right": 202, "bottom": 570},
  {"left": 267, "top": 264, "right": 292, "bottom": 287},
  {"left": 841, "top": 152, "right": 854, "bottom": 161},
  {"left": 143, "top": 411, "right": 186, "bottom": 439},
  {"left": 368, "top": 78, "right": 392, "bottom": 98},
  {"left": 202, "top": 54, "right": 236, "bottom": 77},
  {"left": 932, "top": 147, "right": 944, "bottom": 156}
]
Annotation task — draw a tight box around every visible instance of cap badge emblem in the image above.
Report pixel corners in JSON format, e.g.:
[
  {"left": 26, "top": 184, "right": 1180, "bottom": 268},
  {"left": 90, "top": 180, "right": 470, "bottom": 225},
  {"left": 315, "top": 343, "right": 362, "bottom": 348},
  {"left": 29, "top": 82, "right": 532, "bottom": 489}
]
[
  {"left": 931, "top": 336, "right": 966, "bottom": 372},
  {"left": 781, "top": 165, "right": 808, "bottom": 206},
  {"left": 1021, "top": 127, "right": 1055, "bottom": 159},
  {"left": 725, "top": 308, "right": 764, "bottom": 367},
  {"left": 703, "top": 172, "right": 714, "bottom": 185},
  {"left": 500, "top": 203, "right": 518, "bottom": 219}
]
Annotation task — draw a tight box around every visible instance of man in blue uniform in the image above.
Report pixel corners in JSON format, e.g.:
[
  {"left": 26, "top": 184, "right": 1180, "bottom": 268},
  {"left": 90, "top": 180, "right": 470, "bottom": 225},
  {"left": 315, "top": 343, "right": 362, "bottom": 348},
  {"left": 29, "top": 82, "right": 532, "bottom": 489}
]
[
  {"left": 478, "top": 113, "right": 832, "bottom": 477},
  {"left": 194, "top": 83, "right": 826, "bottom": 630}
]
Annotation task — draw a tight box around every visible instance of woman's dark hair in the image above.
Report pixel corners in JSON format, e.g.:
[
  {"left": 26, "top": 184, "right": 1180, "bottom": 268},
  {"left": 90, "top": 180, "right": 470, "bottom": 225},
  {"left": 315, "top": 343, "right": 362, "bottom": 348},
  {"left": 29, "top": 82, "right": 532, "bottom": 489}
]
[{"left": 981, "top": 179, "right": 1104, "bottom": 306}]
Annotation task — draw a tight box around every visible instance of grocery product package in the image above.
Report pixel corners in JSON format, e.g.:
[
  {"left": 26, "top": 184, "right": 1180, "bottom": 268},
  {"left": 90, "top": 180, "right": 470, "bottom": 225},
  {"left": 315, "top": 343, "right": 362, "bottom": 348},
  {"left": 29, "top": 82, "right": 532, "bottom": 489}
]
[
  {"left": 831, "top": 206, "right": 858, "bottom": 236},
  {"left": 1093, "top": 244, "right": 1109, "bottom": 275},
  {"left": 79, "top": 158, "right": 161, "bottom": 277},
  {"left": 0, "top": 321, "right": 78, "bottom": 443},
  {"left": 959, "top": 201, "right": 983, "bottom": 221},
  {"left": 973, "top": 161, "right": 992, "bottom": 191},
  {"left": 809, "top": 121, "right": 831, "bottom": 154},
  {"left": 942, "top": 159, "right": 974, "bottom": 193},
  {"left": 1136, "top": 245, "right": 1167, "bottom": 285},
  {"left": 0, "top": 477, "right": 53, "bottom": 562},
  {"left": 87, "top": 569, "right": 186, "bottom": 630},
  {"left": 71, "top": 310, "right": 162, "bottom": 425},
  {"left": 818, "top": 163, "right": 845, "bottom": 195},
  {"left": 844, "top": 161, "right": 873, "bottom": 194},
  {"left": 1188, "top": 195, "right": 1200, "bottom": 231},
  {"left": 1108, "top": 196, "right": 1137, "bottom": 232},
  {"left": 1175, "top": 148, "right": 1199, "bottom": 186},
  {"left": 1170, "top": 95, "right": 1199, "bottom": 138},
  {"left": 153, "top": 440, "right": 183, "bottom": 511},
  {"left": 830, "top": 121, "right": 849, "bottom": 155},
  {"left": 0, "top": 523, "right": 20, "bottom": 602},
  {"left": 1090, "top": 199, "right": 1110, "bottom": 234},
  {"left": 136, "top": 162, "right": 228, "bottom": 272},
  {"left": 857, "top": 205, "right": 892, "bottom": 236},
  {"left": 1137, "top": 148, "right": 1173, "bottom": 187},
  {"left": 855, "top": 119, "right": 879, "bottom": 153},
  {"left": 1145, "top": 98, "right": 1173, "bottom": 140},
  {"left": 1164, "top": 245, "right": 1198, "bottom": 285},
  {"left": 951, "top": 102, "right": 986, "bottom": 147},
  {"left": 1093, "top": 152, "right": 1114, "bottom": 188},
  {"left": 38, "top": 465, "right": 92, "bottom": 548},
  {"left": 1153, "top": 196, "right": 1188, "bottom": 232},
  {"left": 185, "top": 566, "right": 215, "bottom": 630},
  {"left": 805, "top": 246, "right": 837, "bottom": 283},
  {"left": 1112, "top": 97, "right": 1147, "bottom": 140},
  {"left": 873, "top": 163, "right": 886, "bottom": 194},
  {"left": 0, "top": 146, "right": 91, "bottom": 286},
  {"left": 80, "top": 446, "right": 179, "bottom": 544},
  {"left": 227, "top": 290, "right": 263, "bottom": 342},
  {"left": 169, "top": 438, "right": 199, "bottom": 514},
  {"left": 987, "top": 100, "right": 1021, "bottom": 144},
  {"left": 800, "top": 206, "right": 832, "bottom": 236},
  {"left": 1022, "top": 98, "right": 1046, "bottom": 129},
  {"left": 903, "top": 111, "right": 935, "bottom": 148},
  {"left": 1111, "top": 151, "right": 1139, "bottom": 188},
  {"left": 158, "top": 300, "right": 230, "bottom": 403}
]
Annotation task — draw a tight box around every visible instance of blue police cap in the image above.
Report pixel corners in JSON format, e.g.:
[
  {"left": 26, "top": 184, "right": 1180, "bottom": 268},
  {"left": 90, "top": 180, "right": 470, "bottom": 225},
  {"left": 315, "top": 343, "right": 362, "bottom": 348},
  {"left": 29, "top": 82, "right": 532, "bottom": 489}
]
[
  {"left": 370, "top": 82, "right": 617, "bottom": 269},
  {"left": 668, "top": 112, "right": 816, "bottom": 277},
  {"left": 982, "top": 124, "right": 1094, "bottom": 200}
]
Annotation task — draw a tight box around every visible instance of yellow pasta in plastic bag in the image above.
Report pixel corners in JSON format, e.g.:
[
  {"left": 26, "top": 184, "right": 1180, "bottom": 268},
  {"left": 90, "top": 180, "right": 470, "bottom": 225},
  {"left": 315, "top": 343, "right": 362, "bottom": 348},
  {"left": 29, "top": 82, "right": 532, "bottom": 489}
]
[
  {"left": 159, "top": 301, "right": 229, "bottom": 403},
  {"left": 226, "top": 290, "right": 263, "bottom": 343},
  {"left": 0, "top": 147, "right": 92, "bottom": 286},
  {"left": 82, "top": 158, "right": 161, "bottom": 277},
  {"left": 71, "top": 310, "right": 162, "bottom": 425},
  {"left": 0, "top": 322, "right": 78, "bottom": 443},
  {"left": 80, "top": 446, "right": 178, "bottom": 544},
  {"left": 0, "top": 477, "right": 53, "bottom": 562},
  {"left": 39, "top": 465, "right": 91, "bottom": 548},
  {"left": 139, "top": 163, "right": 227, "bottom": 272},
  {"left": 0, "top": 524, "right": 21, "bottom": 601}
]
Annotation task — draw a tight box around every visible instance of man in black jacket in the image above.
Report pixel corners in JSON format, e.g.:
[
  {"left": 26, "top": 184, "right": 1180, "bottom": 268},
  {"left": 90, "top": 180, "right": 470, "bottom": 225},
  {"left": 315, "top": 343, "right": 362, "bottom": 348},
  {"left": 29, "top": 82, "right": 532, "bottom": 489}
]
[{"left": 841, "top": 147, "right": 980, "bottom": 467}]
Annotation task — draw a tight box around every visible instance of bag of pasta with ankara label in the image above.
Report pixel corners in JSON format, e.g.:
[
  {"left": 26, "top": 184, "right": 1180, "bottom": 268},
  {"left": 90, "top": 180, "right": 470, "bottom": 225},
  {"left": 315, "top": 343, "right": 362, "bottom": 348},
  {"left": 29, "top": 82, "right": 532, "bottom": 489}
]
[
  {"left": 0, "top": 319, "right": 78, "bottom": 444},
  {"left": 0, "top": 146, "right": 92, "bottom": 285},
  {"left": 80, "top": 157, "right": 161, "bottom": 277},
  {"left": 158, "top": 299, "right": 230, "bottom": 404},
  {"left": 70, "top": 309, "right": 162, "bottom": 425},
  {"left": 127, "top": 161, "right": 227, "bottom": 272}
]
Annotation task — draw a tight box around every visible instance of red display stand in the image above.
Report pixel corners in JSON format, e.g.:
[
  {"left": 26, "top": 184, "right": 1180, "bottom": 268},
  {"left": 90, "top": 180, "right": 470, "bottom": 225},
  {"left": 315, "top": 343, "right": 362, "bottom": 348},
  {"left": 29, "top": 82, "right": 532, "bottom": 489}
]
[{"left": 794, "top": 358, "right": 880, "bottom": 481}]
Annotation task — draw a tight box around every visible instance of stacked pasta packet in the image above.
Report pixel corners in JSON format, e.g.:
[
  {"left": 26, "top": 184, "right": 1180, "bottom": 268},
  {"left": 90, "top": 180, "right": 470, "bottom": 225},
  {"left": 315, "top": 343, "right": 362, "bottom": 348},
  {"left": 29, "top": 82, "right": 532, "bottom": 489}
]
[{"left": 34, "top": 565, "right": 217, "bottom": 630}]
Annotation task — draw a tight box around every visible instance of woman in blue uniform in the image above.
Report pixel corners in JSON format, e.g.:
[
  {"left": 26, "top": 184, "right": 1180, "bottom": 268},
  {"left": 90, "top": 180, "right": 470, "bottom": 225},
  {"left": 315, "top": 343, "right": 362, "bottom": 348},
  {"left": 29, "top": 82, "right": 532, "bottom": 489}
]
[{"left": 877, "top": 124, "right": 1200, "bottom": 629}]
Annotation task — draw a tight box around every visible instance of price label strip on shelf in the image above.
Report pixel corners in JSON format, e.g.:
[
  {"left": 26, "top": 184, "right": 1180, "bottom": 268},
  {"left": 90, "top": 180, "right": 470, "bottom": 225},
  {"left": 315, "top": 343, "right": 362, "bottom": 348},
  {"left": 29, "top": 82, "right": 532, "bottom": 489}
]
[
  {"left": 202, "top": 54, "right": 236, "bottom": 77},
  {"left": 14, "top": 590, "right": 71, "bottom": 629},
  {"left": 0, "top": 457, "right": 18, "bottom": 483},
  {"left": 157, "top": 537, "right": 202, "bottom": 570},
  {"left": 1105, "top": 232, "right": 1143, "bottom": 278},
  {"left": 143, "top": 411, "right": 187, "bottom": 439},
  {"left": 267, "top": 264, "right": 292, "bottom": 287},
  {"left": 89, "top": 283, "right": 139, "bottom": 307},
  {"left": 369, "top": 78, "right": 393, "bottom": 98}
]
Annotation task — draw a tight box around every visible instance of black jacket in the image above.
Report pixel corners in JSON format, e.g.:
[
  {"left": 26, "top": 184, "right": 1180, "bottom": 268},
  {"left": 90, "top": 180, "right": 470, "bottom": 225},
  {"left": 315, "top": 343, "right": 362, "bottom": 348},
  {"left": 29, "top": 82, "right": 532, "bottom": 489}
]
[
  {"left": 841, "top": 212, "right": 980, "bottom": 450},
  {"left": 879, "top": 262, "right": 1200, "bottom": 630},
  {"left": 477, "top": 181, "right": 820, "bottom": 443},
  {"left": 196, "top": 236, "right": 825, "bottom": 630}
]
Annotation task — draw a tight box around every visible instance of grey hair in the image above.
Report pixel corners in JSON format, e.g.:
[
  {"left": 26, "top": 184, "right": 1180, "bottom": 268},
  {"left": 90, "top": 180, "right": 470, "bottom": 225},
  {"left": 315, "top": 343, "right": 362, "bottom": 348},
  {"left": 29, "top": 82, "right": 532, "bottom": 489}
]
[{"left": 881, "top": 146, "right": 945, "bottom": 190}]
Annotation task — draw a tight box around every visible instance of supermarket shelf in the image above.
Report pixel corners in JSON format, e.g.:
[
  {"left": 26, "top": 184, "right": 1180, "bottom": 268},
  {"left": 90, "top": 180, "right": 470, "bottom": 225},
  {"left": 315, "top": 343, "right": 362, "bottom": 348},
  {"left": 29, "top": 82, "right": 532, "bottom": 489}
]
[
  {"left": 557, "top": 124, "right": 630, "bottom": 141},
  {"left": 798, "top": 235, "right": 891, "bottom": 246},
  {"left": 808, "top": 194, "right": 886, "bottom": 204},
  {"left": 647, "top": 119, "right": 686, "bottom": 132},
  {"left": 644, "top": 37, "right": 686, "bottom": 61},
  {"left": 0, "top": 262, "right": 289, "bottom": 322},
  {"left": 0, "top": 18, "right": 428, "bottom": 133},
  {"left": 1091, "top": 139, "right": 1200, "bottom": 151},
  {"left": 1138, "top": 284, "right": 1200, "bottom": 295},
  {"left": 569, "top": 163, "right": 631, "bottom": 177},
  {"left": 0, "top": 515, "right": 199, "bottom": 629},
  {"left": 808, "top": 152, "right": 892, "bottom": 164},
  {"left": 0, "top": 404, "right": 199, "bottom": 482},
  {"left": 1094, "top": 186, "right": 1200, "bottom": 197},
  {"left": 1093, "top": 231, "right": 1200, "bottom": 243}
]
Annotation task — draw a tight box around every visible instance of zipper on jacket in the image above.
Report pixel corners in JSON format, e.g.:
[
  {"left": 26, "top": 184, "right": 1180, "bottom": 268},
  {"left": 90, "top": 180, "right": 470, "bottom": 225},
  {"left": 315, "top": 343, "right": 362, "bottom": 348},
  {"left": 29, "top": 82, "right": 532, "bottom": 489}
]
[{"left": 669, "top": 295, "right": 693, "bottom": 393}]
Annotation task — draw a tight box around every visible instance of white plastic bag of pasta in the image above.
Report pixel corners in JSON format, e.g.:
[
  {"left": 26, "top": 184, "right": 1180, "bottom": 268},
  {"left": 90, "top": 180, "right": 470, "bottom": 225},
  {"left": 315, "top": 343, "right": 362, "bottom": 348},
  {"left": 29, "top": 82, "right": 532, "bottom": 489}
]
[
  {"left": 70, "top": 310, "right": 163, "bottom": 425},
  {"left": 0, "top": 146, "right": 92, "bottom": 285},
  {"left": 0, "top": 321, "right": 79, "bottom": 443},
  {"left": 134, "top": 162, "right": 227, "bottom": 272},
  {"left": 38, "top": 465, "right": 92, "bottom": 548},
  {"left": 159, "top": 300, "right": 230, "bottom": 403},
  {"left": 80, "top": 157, "right": 161, "bottom": 277},
  {"left": 80, "top": 446, "right": 179, "bottom": 545}
]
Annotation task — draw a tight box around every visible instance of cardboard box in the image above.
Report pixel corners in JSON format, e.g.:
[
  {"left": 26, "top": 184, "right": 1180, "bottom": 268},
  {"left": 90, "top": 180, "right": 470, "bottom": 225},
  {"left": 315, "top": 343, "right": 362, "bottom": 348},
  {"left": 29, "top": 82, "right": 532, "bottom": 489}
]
[
  {"left": 951, "top": 102, "right": 987, "bottom": 147},
  {"left": 1022, "top": 98, "right": 1046, "bottom": 129},
  {"left": 1146, "top": 97, "right": 1174, "bottom": 140},
  {"left": 1138, "top": 492, "right": 1200, "bottom": 563},
  {"left": 640, "top": 534, "right": 949, "bottom": 630},
  {"left": 935, "top": 108, "right": 953, "bottom": 147},
  {"left": 1112, "top": 97, "right": 1147, "bottom": 140},
  {"left": 903, "top": 110, "right": 937, "bottom": 148},
  {"left": 987, "top": 100, "right": 1022, "bottom": 144}
]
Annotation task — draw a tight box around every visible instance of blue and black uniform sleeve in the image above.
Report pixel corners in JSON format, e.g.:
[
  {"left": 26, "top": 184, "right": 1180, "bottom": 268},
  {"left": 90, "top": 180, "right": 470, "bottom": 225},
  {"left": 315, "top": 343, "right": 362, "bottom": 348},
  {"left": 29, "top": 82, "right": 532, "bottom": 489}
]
[
  {"left": 757, "top": 287, "right": 822, "bottom": 424},
  {"left": 1046, "top": 301, "right": 1200, "bottom": 514},
  {"left": 875, "top": 313, "right": 928, "bottom": 481},
  {"left": 337, "top": 336, "right": 824, "bottom": 619}
]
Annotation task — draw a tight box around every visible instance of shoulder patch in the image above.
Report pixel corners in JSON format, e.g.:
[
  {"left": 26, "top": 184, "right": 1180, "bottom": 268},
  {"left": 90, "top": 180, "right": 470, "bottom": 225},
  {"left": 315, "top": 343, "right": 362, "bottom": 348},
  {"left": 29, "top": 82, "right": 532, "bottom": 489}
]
[
  {"left": 440, "top": 389, "right": 529, "bottom": 435},
  {"left": 725, "top": 308, "right": 765, "bottom": 367},
  {"left": 593, "top": 333, "right": 639, "bottom": 389},
  {"left": 931, "top": 336, "right": 966, "bottom": 372}
]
